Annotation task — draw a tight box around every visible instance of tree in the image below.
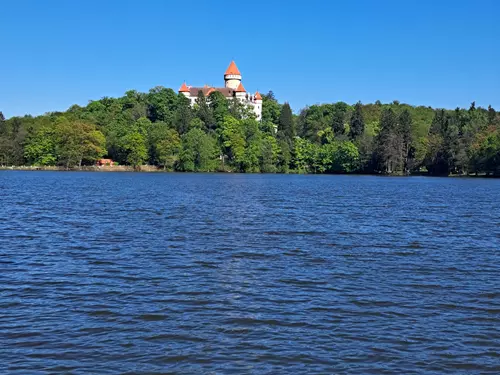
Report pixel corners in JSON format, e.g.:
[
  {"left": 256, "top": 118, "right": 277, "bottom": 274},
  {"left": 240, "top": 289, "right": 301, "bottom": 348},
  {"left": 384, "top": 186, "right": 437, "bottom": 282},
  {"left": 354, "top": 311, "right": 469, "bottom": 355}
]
[
  {"left": 259, "top": 135, "right": 280, "bottom": 173},
  {"left": 178, "top": 128, "right": 218, "bottom": 172},
  {"left": 122, "top": 132, "right": 147, "bottom": 168},
  {"left": 374, "top": 108, "right": 402, "bottom": 173},
  {"left": 425, "top": 110, "right": 453, "bottom": 175},
  {"left": 146, "top": 86, "right": 178, "bottom": 124},
  {"left": 331, "top": 102, "right": 348, "bottom": 136},
  {"left": 488, "top": 105, "right": 496, "bottom": 125},
  {"left": 470, "top": 126, "right": 500, "bottom": 175},
  {"left": 278, "top": 102, "right": 295, "bottom": 140},
  {"left": 174, "top": 94, "right": 193, "bottom": 135},
  {"left": 156, "top": 129, "right": 181, "bottom": 170},
  {"left": 399, "top": 109, "right": 413, "bottom": 174},
  {"left": 320, "top": 141, "right": 360, "bottom": 173},
  {"left": 55, "top": 119, "right": 106, "bottom": 168},
  {"left": 208, "top": 91, "right": 229, "bottom": 129},
  {"left": 261, "top": 91, "right": 281, "bottom": 133},
  {"left": 349, "top": 102, "right": 365, "bottom": 140},
  {"left": 296, "top": 104, "right": 333, "bottom": 144},
  {"left": 24, "top": 127, "right": 57, "bottom": 165},
  {"left": 220, "top": 115, "right": 246, "bottom": 169},
  {"left": 195, "top": 90, "right": 215, "bottom": 132},
  {"left": 241, "top": 119, "right": 262, "bottom": 172}
]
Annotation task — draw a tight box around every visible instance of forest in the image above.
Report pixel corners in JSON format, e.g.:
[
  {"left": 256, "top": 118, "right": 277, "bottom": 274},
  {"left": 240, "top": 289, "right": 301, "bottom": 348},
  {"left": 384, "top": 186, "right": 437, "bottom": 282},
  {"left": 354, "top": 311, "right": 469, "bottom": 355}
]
[{"left": 0, "top": 88, "right": 499, "bottom": 176}]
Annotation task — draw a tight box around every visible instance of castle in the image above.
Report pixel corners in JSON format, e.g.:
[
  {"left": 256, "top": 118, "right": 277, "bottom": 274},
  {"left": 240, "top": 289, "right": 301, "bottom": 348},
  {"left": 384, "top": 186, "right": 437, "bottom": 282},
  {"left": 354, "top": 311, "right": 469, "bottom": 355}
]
[{"left": 178, "top": 61, "right": 262, "bottom": 121}]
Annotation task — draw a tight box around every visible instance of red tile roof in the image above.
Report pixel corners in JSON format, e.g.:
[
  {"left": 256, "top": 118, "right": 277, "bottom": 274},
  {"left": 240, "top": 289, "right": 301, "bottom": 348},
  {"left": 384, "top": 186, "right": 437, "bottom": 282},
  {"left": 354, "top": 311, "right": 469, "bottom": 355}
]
[
  {"left": 235, "top": 82, "right": 246, "bottom": 93},
  {"left": 179, "top": 82, "right": 189, "bottom": 92},
  {"left": 189, "top": 87, "right": 236, "bottom": 98},
  {"left": 225, "top": 60, "right": 241, "bottom": 76},
  {"left": 254, "top": 91, "right": 262, "bottom": 100}
]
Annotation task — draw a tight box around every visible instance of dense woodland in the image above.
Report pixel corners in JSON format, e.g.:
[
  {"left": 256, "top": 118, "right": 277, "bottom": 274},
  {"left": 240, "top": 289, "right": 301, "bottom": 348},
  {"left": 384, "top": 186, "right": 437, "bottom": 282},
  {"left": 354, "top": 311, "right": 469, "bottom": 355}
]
[{"left": 0, "top": 88, "right": 499, "bottom": 175}]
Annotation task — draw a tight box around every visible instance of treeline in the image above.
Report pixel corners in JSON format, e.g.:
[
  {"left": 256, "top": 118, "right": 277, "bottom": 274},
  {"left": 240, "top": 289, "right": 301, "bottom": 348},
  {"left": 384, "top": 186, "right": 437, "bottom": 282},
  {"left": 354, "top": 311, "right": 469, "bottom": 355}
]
[{"left": 0, "top": 88, "right": 499, "bottom": 175}]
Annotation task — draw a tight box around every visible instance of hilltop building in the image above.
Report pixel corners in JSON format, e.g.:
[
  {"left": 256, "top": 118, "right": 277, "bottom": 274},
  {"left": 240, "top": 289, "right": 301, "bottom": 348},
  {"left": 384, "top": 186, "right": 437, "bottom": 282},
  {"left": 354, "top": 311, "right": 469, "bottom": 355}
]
[{"left": 179, "top": 61, "right": 262, "bottom": 120}]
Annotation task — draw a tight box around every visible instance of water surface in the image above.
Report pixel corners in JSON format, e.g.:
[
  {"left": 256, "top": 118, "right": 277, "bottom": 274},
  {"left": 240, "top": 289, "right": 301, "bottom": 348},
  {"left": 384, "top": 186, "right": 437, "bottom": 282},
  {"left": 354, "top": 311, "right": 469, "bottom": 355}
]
[{"left": 1, "top": 172, "right": 500, "bottom": 374}]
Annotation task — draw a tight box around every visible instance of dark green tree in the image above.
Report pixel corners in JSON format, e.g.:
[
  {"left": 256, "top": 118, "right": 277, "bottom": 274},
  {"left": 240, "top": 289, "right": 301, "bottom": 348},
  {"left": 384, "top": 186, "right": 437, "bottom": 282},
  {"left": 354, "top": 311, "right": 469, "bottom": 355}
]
[
  {"left": 399, "top": 109, "right": 413, "bottom": 174},
  {"left": 425, "top": 110, "right": 453, "bottom": 175},
  {"left": 349, "top": 102, "right": 365, "bottom": 139},
  {"left": 278, "top": 102, "right": 294, "bottom": 141},
  {"left": 488, "top": 105, "right": 496, "bottom": 125},
  {"left": 261, "top": 91, "right": 281, "bottom": 133},
  {"left": 195, "top": 90, "right": 215, "bottom": 132},
  {"left": 174, "top": 94, "right": 193, "bottom": 135},
  {"left": 332, "top": 103, "right": 348, "bottom": 136},
  {"left": 178, "top": 128, "right": 218, "bottom": 172},
  {"left": 146, "top": 86, "right": 178, "bottom": 124},
  {"left": 208, "top": 91, "right": 229, "bottom": 129},
  {"left": 374, "top": 108, "right": 402, "bottom": 173}
]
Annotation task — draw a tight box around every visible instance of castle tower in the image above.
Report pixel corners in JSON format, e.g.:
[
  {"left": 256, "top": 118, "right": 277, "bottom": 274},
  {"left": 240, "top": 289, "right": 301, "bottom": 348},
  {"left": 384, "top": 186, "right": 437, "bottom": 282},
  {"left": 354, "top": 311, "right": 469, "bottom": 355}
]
[
  {"left": 235, "top": 82, "right": 247, "bottom": 100},
  {"left": 224, "top": 61, "right": 242, "bottom": 89},
  {"left": 254, "top": 91, "right": 262, "bottom": 120},
  {"left": 179, "top": 82, "right": 190, "bottom": 97}
]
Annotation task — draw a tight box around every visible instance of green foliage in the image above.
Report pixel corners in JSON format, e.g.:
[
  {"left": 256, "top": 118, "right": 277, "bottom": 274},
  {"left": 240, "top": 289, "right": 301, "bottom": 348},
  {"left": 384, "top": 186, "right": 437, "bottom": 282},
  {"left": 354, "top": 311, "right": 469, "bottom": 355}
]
[
  {"left": 278, "top": 102, "right": 295, "bottom": 140},
  {"left": 54, "top": 118, "right": 106, "bottom": 168},
  {"left": 24, "top": 127, "right": 57, "bottom": 165},
  {"left": 349, "top": 102, "right": 365, "bottom": 140},
  {"left": 146, "top": 87, "right": 178, "bottom": 124},
  {"left": 261, "top": 91, "right": 281, "bottom": 134},
  {"left": 122, "top": 132, "right": 147, "bottom": 167},
  {"left": 470, "top": 126, "right": 500, "bottom": 175},
  {"left": 375, "top": 108, "right": 401, "bottom": 173},
  {"left": 179, "top": 128, "right": 218, "bottom": 172},
  {"left": 331, "top": 102, "right": 349, "bottom": 136},
  {"left": 2, "top": 86, "right": 498, "bottom": 176},
  {"left": 260, "top": 135, "right": 280, "bottom": 173},
  {"left": 294, "top": 137, "right": 359, "bottom": 173},
  {"left": 156, "top": 128, "right": 181, "bottom": 170}
]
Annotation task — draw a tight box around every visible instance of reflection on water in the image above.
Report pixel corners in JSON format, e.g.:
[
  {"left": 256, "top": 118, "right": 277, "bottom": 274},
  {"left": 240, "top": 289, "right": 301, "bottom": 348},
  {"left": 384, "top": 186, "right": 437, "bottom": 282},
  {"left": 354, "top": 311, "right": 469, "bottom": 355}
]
[{"left": 1, "top": 172, "right": 500, "bottom": 374}]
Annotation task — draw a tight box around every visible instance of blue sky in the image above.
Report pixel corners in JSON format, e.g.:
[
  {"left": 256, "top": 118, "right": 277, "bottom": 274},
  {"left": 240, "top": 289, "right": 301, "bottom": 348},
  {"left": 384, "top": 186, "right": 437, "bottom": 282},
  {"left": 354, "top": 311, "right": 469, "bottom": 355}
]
[{"left": 1, "top": 0, "right": 499, "bottom": 118}]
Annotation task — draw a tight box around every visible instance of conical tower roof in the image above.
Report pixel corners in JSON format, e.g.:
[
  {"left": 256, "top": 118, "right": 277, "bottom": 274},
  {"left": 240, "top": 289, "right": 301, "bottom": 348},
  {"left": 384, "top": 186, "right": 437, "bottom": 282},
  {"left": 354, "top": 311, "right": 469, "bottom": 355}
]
[
  {"left": 235, "top": 82, "right": 246, "bottom": 92},
  {"left": 179, "top": 82, "right": 189, "bottom": 92},
  {"left": 254, "top": 91, "right": 262, "bottom": 100},
  {"left": 225, "top": 60, "right": 241, "bottom": 76}
]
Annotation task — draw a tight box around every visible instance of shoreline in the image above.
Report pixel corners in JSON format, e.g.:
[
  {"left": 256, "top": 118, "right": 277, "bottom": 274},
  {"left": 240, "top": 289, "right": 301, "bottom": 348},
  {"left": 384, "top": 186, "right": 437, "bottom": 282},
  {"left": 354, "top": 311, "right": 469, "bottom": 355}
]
[{"left": 1, "top": 165, "right": 499, "bottom": 178}]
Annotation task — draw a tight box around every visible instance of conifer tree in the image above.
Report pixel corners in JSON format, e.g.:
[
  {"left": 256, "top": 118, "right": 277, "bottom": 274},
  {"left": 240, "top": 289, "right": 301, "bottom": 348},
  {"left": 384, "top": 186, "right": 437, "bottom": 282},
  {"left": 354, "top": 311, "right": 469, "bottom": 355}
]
[
  {"left": 349, "top": 102, "right": 365, "bottom": 139},
  {"left": 488, "top": 105, "right": 496, "bottom": 125},
  {"left": 399, "top": 109, "right": 413, "bottom": 174},
  {"left": 174, "top": 95, "right": 193, "bottom": 135},
  {"left": 0, "top": 112, "right": 5, "bottom": 135},
  {"left": 375, "top": 108, "right": 401, "bottom": 173},
  {"left": 195, "top": 90, "right": 215, "bottom": 132},
  {"left": 278, "top": 102, "right": 294, "bottom": 141}
]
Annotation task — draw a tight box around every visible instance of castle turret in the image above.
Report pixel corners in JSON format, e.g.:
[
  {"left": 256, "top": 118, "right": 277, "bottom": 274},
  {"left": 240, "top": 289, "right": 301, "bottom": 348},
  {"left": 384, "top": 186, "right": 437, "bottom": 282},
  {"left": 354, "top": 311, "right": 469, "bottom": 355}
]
[
  {"left": 224, "top": 61, "right": 242, "bottom": 89},
  {"left": 235, "top": 82, "right": 247, "bottom": 100},
  {"left": 254, "top": 91, "right": 262, "bottom": 120},
  {"left": 179, "top": 82, "right": 190, "bottom": 97}
]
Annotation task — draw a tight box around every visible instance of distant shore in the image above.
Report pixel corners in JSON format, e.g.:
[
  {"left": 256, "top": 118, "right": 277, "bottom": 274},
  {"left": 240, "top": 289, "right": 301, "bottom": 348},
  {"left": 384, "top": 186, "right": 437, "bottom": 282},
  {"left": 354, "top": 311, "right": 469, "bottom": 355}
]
[
  {"left": 0, "top": 165, "right": 159, "bottom": 172},
  {"left": 1, "top": 165, "right": 499, "bottom": 178}
]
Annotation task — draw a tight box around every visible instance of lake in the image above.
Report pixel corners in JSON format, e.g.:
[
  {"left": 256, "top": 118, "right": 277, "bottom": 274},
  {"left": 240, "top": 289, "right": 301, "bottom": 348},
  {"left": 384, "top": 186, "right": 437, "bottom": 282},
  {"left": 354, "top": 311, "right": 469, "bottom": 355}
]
[{"left": 1, "top": 171, "right": 499, "bottom": 374}]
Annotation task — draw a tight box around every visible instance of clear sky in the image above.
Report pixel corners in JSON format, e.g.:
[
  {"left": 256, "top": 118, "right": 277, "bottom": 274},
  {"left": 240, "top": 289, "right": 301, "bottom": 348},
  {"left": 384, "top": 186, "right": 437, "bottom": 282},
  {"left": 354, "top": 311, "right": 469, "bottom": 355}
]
[{"left": 1, "top": 0, "right": 499, "bottom": 118}]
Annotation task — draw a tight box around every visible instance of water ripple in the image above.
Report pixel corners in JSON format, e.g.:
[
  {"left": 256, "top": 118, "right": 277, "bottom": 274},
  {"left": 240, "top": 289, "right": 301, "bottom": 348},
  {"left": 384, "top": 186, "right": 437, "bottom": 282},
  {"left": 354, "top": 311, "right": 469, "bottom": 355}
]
[{"left": 1, "top": 172, "right": 500, "bottom": 374}]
